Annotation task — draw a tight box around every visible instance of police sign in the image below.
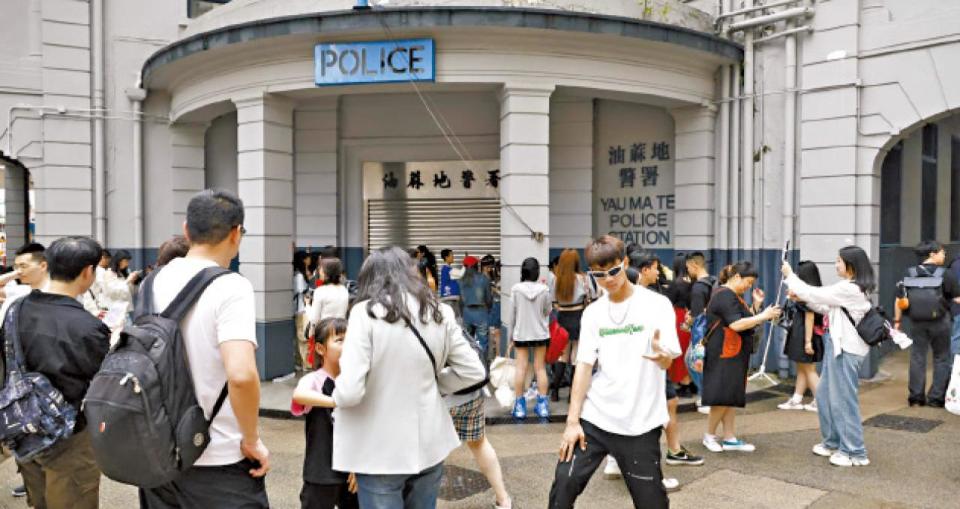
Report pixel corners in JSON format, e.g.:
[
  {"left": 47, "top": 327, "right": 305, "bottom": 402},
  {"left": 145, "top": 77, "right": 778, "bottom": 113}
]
[{"left": 314, "top": 39, "right": 435, "bottom": 86}]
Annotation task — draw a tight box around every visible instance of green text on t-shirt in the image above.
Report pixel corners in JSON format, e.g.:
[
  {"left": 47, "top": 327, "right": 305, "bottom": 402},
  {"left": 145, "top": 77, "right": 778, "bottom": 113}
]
[{"left": 598, "top": 324, "right": 645, "bottom": 337}]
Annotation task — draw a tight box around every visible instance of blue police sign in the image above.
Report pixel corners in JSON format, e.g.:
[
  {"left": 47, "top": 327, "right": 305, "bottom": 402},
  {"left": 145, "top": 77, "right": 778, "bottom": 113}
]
[{"left": 314, "top": 39, "right": 435, "bottom": 86}]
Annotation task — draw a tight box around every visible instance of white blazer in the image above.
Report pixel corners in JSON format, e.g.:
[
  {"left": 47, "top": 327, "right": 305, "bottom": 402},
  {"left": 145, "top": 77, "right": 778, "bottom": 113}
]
[{"left": 332, "top": 296, "right": 486, "bottom": 475}]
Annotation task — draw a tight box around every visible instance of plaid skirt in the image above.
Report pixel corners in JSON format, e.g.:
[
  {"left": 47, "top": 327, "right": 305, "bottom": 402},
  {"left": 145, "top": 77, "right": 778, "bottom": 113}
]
[{"left": 449, "top": 394, "right": 485, "bottom": 441}]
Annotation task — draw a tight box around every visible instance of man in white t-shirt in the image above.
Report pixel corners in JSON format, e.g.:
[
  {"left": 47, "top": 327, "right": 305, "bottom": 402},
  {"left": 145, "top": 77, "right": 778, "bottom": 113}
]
[
  {"left": 0, "top": 243, "right": 51, "bottom": 320},
  {"left": 548, "top": 235, "right": 680, "bottom": 509},
  {"left": 139, "top": 189, "right": 269, "bottom": 509}
]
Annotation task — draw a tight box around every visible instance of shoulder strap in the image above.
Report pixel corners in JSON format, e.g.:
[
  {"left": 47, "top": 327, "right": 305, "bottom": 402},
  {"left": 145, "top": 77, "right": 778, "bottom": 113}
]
[
  {"left": 2, "top": 298, "right": 29, "bottom": 382},
  {"left": 207, "top": 384, "right": 229, "bottom": 425},
  {"left": 933, "top": 267, "right": 946, "bottom": 278},
  {"left": 907, "top": 266, "right": 918, "bottom": 278},
  {"left": 840, "top": 306, "right": 857, "bottom": 328},
  {"left": 160, "top": 266, "right": 233, "bottom": 321},
  {"left": 402, "top": 315, "right": 439, "bottom": 382}
]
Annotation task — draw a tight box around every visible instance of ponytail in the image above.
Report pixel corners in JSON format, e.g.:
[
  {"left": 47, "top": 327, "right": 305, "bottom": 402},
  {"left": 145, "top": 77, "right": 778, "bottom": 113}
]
[{"left": 718, "top": 261, "right": 759, "bottom": 285}]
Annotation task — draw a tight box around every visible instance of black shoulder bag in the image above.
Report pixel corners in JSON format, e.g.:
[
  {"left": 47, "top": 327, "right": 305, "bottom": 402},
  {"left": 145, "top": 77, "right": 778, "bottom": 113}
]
[
  {"left": 840, "top": 304, "right": 891, "bottom": 347},
  {"left": 403, "top": 316, "right": 489, "bottom": 395}
]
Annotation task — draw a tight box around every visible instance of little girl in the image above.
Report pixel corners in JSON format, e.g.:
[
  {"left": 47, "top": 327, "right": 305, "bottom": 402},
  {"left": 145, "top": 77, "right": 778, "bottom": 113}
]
[{"left": 291, "top": 317, "right": 358, "bottom": 509}]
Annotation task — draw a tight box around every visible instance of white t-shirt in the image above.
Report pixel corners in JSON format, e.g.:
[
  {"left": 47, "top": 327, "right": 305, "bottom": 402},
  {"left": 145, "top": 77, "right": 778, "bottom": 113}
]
[
  {"left": 576, "top": 284, "right": 681, "bottom": 436},
  {"left": 308, "top": 284, "right": 349, "bottom": 323},
  {"left": 294, "top": 273, "right": 308, "bottom": 315},
  {"left": 151, "top": 256, "right": 257, "bottom": 466}
]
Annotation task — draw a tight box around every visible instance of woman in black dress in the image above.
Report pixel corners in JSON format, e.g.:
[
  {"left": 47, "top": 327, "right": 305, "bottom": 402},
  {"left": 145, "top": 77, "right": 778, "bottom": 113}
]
[
  {"left": 701, "top": 261, "right": 781, "bottom": 454},
  {"left": 778, "top": 261, "right": 824, "bottom": 412}
]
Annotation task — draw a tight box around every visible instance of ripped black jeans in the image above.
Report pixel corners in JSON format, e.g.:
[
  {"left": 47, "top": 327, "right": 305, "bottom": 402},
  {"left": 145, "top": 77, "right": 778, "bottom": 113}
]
[{"left": 548, "top": 419, "right": 668, "bottom": 509}]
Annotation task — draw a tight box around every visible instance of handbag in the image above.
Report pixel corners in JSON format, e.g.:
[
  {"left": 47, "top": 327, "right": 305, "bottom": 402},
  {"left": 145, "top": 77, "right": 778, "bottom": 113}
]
[
  {"left": 546, "top": 319, "right": 569, "bottom": 364},
  {"left": 840, "top": 305, "right": 892, "bottom": 347},
  {"left": 403, "top": 316, "right": 489, "bottom": 395}
]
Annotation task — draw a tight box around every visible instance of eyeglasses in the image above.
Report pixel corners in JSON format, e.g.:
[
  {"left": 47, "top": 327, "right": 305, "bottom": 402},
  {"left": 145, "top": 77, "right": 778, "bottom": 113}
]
[
  {"left": 238, "top": 225, "right": 247, "bottom": 236},
  {"left": 588, "top": 261, "right": 625, "bottom": 281}
]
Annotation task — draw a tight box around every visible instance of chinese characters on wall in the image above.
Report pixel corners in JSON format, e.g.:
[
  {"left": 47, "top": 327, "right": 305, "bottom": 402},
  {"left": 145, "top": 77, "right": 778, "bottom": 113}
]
[
  {"left": 382, "top": 168, "right": 500, "bottom": 191},
  {"left": 594, "top": 101, "right": 675, "bottom": 248}
]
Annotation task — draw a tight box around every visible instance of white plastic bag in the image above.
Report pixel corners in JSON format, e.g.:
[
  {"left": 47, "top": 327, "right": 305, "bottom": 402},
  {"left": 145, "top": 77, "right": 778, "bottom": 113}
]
[
  {"left": 488, "top": 356, "right": 515, "bottom": 390},
  {"left": 946, "top": 354, "right": 960, "bottom": 416}
]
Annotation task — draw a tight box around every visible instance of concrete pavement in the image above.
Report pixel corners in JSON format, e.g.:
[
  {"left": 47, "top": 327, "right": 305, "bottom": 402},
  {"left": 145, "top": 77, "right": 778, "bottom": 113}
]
[{"left": 2, "top": 349, "right": 958, "bottom": 508}]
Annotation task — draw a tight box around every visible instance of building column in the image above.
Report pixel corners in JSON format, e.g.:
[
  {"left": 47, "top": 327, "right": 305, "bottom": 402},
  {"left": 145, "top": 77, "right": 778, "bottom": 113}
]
[
  {"left": 671, "top": 105, "right": 717, "bottom": 254},
  {"left": 499, "top": 85, "right": 553, "bottom": 324},
  {"left": 549, "top": 97, "right": 593, "bottom": 256},
  {"left": 293, "top": 97, "right": 338, "bottom": 249},
  {"left": 234, "top": 94, "right": 295, "bottom": 380},
  {"left": 33, "top": 0, "right": 94, "bottom": 245},
  {"left": 169, "top": 122, "right": 207, "bottom": 235}
]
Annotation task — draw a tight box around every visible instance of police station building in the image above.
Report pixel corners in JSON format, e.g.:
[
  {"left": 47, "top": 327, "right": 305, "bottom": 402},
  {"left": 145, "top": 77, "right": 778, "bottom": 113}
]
[{"left": 2, "top": 0, "right": 960, "bottom": 378}]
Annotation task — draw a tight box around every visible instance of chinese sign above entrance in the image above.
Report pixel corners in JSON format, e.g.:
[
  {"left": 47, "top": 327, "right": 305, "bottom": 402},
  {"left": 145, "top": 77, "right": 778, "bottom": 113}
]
[
  {"left": 363, "top": 161, "right": 500, "bottom": 201},
  {"left": 594, "top": 101, "right": 675, "bottom": 248},
  {"left": 315, "top": 39, "right": 435, "bottom": 86}
]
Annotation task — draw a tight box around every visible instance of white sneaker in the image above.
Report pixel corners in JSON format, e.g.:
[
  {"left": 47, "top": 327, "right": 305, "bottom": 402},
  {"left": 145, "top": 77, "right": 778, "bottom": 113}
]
[
  {"left": 603, "top": 456, "right": 622, "bottom": 479},
  {"left": 777, "top": 399, "right": 805, "bottom": 410},
  {"left": 720, "top": 438, "right": 756, "bottom": 452},
  {"left": 662, "top": 477, "right": 680, "bottom": 492},
  {"left": 812, "top": 443, "right": 836, "bottom": 457},
  {"left": 697, "top": 405, "right": 712, "bottom": 415},
  {"left": 803, "top": 402, "right": 818, "bottom": 413},
  {"left": 829, "top": 452, "right": 870, "bottom": 467},
  {"left": 702, "top": 434, "right": 723, "bottom": 453}
]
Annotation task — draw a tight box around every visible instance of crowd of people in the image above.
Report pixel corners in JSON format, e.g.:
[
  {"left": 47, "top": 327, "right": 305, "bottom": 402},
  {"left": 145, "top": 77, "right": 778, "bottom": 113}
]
[{"left": 0, "top": 186, "right": 956, "bottom": 509}]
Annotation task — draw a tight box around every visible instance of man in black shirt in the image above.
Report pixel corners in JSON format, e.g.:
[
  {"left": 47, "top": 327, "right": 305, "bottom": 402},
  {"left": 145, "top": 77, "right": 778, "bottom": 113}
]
[
  {"left": 686, "top": 252, "right": 716, "bottom": 318},
  {"left": 896, "top": 241, "right": 960, "bottom": 407},
  {"left": 3, "top": 236, "right": 110, "bottom": 509}
]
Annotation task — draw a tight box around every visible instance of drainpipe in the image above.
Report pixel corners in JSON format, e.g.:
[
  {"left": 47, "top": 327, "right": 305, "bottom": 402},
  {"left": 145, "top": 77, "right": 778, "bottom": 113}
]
[
  {"left": 126, "top": 81, "right": 147, "bottom": 269},
  {"left": 742, "top": 0, "right": 755, "bottom": 258},
  {"left": 783, "top": 23, "right": 797, "bottom": 255},
  {"left": 718, "top": 65, "right": 731, "bottom": 256},
  {"left": 91, "top": 0, "right": 106, "bottom": 244},
  {"left": 730, "top": 63, "right": 741, "bottom": 258}
]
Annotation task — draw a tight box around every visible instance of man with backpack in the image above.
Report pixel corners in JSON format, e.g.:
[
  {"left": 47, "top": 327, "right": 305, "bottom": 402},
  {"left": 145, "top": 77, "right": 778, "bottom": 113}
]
[
  {"left": 138, "top": 189, "right": 269, "bottom": 508},
  {"left": 2, "top": 236, "right": 110, "bottom": 509},
  {"left": 895, "top": 241, "right": 960, "bottom": 407}
]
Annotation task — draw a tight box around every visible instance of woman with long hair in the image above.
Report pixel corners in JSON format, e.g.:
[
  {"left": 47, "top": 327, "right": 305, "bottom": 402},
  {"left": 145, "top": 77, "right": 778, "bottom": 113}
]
[
  {"left": 702, "top": 261, "right": 781, "bottom": 454},
  {"left": 782, "top": 247, "right": 875, "bottom": 467},
  {"left": 416, "top": 245, "right": 439, "bottom": 292},
  {"left": 330, "top": 247, "right": 485, "bottom": 505},
  {"left": 293, "top": 250, "right": 312, "bottom": 370},
  {"left": 550, "top": 248, "right": 595, "bottom": 401},
  {"left": 777, "top": 260, "right": 824, "bottom": 412}
]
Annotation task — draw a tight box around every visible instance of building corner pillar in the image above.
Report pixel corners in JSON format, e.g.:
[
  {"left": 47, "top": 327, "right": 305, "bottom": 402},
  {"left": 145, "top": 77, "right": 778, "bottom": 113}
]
[{"left": 234, "top": 93, "right": 296, "bottom": 380}]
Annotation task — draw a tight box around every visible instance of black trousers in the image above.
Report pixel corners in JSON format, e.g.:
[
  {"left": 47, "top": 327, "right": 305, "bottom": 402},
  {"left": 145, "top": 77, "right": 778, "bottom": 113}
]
[
  {"left": 548, "top": 419, "right": 668, "bottom": 509},
  {"left": 139, "top": 459, "right": 269, "bottom": 509},
  {"left": 908, "top": 318, "right": 953, "bottom": 403},
  {"left": 300, "top": 481, "right": 359, "bottom": 509}
]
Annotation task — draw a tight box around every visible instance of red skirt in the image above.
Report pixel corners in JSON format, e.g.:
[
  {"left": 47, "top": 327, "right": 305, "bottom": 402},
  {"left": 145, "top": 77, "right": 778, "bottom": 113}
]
[{"left": 668, "top": 306, "right": 691, "bottom": 383}]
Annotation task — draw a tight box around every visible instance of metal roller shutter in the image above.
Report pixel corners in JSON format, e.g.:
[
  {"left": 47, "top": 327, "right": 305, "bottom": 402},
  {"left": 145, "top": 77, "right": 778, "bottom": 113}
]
[{"left": 367, "top": 198, "right": 501, "bottom": 261}]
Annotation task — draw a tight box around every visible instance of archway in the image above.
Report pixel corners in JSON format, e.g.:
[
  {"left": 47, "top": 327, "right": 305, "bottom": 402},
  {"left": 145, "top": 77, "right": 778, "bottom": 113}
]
[{"left": 877, "top": 113, "right": 960, "bottom": 313}]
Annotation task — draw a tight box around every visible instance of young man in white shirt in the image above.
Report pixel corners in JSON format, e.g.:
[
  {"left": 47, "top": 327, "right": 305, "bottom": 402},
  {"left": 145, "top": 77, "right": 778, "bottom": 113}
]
[
  {"left": 139, "top": 189, "right": 270, "bottom": 509},
  {"left": 0, "top": 243, "right": 51, "bottom": 319},
  {"left": 549, "top": 236, "right": 681, "bottom": 508}
]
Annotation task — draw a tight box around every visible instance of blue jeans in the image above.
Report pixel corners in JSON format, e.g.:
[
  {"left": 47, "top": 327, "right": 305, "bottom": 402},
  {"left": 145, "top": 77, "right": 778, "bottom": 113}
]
[
  {"left": 463, "top": 307, "right": 489, "bottom": 355},
  {"left": 952, "top": 315, "right": 960, "bottom": 356},
  {"left": 355, "top": 462, "right": 444, "bottom": 509},
  {"left": 815, "top": 332, "right": 867, "bottom": 459}
]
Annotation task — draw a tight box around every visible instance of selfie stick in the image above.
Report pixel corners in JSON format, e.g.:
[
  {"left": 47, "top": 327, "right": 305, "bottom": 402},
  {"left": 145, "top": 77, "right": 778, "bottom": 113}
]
[{"left": 747, "top": 240, "right": 789, "bottom": 388}]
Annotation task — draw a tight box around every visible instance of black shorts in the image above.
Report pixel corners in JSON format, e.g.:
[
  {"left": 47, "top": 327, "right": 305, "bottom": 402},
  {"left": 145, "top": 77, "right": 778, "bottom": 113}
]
[{"left": 139, "top": 459, "right": 269, "bottom": 509}]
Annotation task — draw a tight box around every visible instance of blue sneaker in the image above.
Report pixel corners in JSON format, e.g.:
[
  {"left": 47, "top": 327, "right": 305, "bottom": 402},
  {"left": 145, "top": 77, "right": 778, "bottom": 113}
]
[
  {"left": 512, "top": 397, "right": 527, "bottom": 419},
  {"left": 535, "top": 395, "right": 550, "bottom": 418}
]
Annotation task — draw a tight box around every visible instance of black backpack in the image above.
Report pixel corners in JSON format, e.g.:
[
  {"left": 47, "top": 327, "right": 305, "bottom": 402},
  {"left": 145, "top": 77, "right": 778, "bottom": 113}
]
[
  {"left": 83, "top": 267, "right": 231, "bottom": 488},
  {"left": 0, "top": 299, "right": 77, "bottom": 460},
  {"left": 902, "top": 266, "right": 947, "bottom": 321}
]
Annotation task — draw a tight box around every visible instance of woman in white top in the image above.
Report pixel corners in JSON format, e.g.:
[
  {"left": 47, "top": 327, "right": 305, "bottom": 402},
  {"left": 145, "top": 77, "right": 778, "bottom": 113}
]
[
  {"left": 331, "top": 247, "right": 486, "bottom": 506},
  {"left": 293, "top": 251, "right": 311, "bottom": 370},
  {"left": 309, "top": 257, "right": 350, "bottom": 323},
  {"left": 782, "top": 245, "right": 874, "bottom": 467}
]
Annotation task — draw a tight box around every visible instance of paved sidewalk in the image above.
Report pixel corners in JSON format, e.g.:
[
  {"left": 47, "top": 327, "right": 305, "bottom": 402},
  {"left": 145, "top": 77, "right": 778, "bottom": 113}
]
[{"left": 2, "top": 350, "right": 957, "bottom": 508}]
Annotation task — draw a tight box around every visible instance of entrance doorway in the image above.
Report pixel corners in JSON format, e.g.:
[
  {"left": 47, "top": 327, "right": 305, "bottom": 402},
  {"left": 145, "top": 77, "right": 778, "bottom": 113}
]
[
  {"left": 363, "top": 161, "right": 501, "bottom": 261},
  {"left": 0, "top": 157, "right": 32, "bottom": 267}
]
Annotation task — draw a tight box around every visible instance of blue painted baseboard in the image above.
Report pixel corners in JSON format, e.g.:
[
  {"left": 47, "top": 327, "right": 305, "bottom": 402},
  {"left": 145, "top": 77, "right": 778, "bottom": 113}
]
[{"left": 256, "top": 319, "right": 296, "bottom": 381}]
